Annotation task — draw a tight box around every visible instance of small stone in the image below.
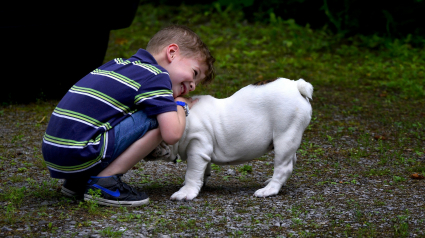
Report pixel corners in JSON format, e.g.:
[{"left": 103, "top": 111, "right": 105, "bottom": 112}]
[
  {"left": 38, "top": 220, "right": 49, "bottom": 225},
  {"left": 281, "top": 223, "right": 290, "bottom": 228},
  {"left": 158, "top": 234, "right": 170, "bottom": 238},
  {"left": 1, "top": 226, "right": 13, "bottom": 232},
  {"left": 226, "top": 169, "right": 236, "bottom": 176},
  {"left": 134, "top": 233, "right": 147, "bottom": 238}
]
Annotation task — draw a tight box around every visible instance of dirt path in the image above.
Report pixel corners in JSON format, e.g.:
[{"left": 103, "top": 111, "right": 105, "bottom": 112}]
[{"left": 1, "top": 84, "right": 424, "bottom": 237}]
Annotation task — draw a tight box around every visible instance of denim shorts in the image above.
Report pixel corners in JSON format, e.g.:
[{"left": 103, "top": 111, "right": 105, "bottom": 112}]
[
  {"left": 111, "top": 110, "right": 159, "bottom": 160},
  {"left": 92, "top": 110, "right": 158, "bottom": 173}
]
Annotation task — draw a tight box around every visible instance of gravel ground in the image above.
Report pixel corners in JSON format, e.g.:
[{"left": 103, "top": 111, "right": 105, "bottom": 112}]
[{"left": 1, "top": 85, "right": 425, "bottom": 237}]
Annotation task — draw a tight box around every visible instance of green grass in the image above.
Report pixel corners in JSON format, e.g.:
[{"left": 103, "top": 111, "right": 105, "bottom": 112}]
[
  {"left": 99, "top": 227, "right": 126, "bottom": 238},
  {"left": 106, "top": 3, "right": 424, "bottom": 100},
  {"left": 238, "top": 164, "right": 253, "bottom": 174}
]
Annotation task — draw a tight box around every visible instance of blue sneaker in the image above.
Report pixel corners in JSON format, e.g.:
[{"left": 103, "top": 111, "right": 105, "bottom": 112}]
[{"left": 84, "top": 174, "right": 149, "bottom": 207}]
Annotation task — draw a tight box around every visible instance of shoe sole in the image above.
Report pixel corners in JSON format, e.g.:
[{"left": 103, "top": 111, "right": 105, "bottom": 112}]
[
  {"left": 84, "top": 194, "right": 149, "bottom": 207},
  {"left": 61, "top": 186, "right": 77, "bottom": 197},
  {"left": 61, "top": 187, "right": 84, "bottom": 198}
]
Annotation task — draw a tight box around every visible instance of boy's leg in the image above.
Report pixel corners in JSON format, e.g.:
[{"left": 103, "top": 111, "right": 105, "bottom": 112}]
[
  {"left": 84, "top": 111, "right": 163, "bottom": 207},
  {"left": 84, "top": 129, "right": 162, "bottom": 207},
  {"left": 61, "top": 128, "right": 161, "bottom": 199},
  {"left": 97, "top": 128, "right": 162, "bottom": 176}
]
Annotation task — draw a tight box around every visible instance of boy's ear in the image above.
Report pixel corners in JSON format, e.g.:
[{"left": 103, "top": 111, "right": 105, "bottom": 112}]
[{"left": 166, "top": 44, "right": 179, "bottom": 63}]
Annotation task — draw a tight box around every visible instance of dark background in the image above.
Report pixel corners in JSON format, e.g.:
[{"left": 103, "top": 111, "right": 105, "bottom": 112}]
[
  {"left": 1, "top": 0, "right": 423, "bottom": 103},
  {"left": 0, "top": 1, "right": 140, "bottom": 103},
  {"left": 166, "top": 0, "right": 425, "bottom": 43}
]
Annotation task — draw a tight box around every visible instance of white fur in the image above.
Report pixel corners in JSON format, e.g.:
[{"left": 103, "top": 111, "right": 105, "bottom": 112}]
[{"left": 155, "top": 78, "right": 312, "bottom": 200}]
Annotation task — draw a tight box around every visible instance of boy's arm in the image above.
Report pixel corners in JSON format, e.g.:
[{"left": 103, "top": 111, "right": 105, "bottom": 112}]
[{"left": 156, "top": 97, "right": 198, "bottom": 145}]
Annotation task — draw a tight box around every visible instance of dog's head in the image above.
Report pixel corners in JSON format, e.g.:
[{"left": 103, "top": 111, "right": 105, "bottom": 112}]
[{"left": 144, "top": 141, "right": 180, "bottom": 163}]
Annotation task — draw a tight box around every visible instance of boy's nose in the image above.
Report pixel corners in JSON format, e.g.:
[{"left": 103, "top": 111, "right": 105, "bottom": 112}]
[{"left": 189, "top": 82, "right": 196, "bottom": 91}]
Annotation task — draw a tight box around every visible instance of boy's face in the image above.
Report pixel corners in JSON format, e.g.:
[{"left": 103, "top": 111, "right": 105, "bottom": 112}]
[
  {"left": 158, "top": 44, "right": 208, "bottom": 98},
  {"left": 167, "top": 55, "right": 207, "bottom": 98}
]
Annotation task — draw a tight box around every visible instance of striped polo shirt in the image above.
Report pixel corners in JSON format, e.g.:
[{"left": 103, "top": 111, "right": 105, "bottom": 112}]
[{"left": 42, "top": 49, "right": 176, "bottom": 178}]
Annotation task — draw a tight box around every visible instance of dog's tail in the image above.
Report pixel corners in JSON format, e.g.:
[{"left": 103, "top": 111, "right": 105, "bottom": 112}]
[{"left": 296, "top": 78, "right": 313, "bottom": 101}]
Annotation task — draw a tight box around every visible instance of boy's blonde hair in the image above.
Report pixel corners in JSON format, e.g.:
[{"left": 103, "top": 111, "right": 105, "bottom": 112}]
[{"left": 146, "top": 25, "right": 215, "bottom": 85}]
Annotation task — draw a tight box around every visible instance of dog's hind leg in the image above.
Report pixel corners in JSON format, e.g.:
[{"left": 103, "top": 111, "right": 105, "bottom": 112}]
[
  {"left": 254, "top": 129, "right": 301, "bottom": 197},
  {"left": 263, "top": 178, "right": 272, "bottom": 185},
  {"left": 203, "top": 162, "right": 211, "bottom": 186},
  {"left": 262, "top": 152, "right": 295, "bottom": 186}
]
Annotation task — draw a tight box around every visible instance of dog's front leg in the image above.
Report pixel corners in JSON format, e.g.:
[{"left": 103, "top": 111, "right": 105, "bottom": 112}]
[{"left": 171, "top": 149, "right": 211, "bottom": 201}]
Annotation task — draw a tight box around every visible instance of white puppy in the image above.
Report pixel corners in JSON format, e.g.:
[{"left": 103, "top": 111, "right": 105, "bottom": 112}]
[{"left": 147, "top": 78, "right": 313, "bottom": 201}]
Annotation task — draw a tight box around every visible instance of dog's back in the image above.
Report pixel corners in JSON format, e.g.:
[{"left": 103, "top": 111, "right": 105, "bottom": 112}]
[
  {"left": 247, "top": 77, "right": 313, "bottom": 127},
  {"left": 250, "top": 77, "right": 312, "bottom": 100},
  {"left": 247, "top": 77, "right": 313, "bottom": 115}
]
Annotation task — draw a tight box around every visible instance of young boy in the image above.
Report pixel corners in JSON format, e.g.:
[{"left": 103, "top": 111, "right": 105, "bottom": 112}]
[{"left": 41, "top": 25, "right": 215, "bottom": 207}]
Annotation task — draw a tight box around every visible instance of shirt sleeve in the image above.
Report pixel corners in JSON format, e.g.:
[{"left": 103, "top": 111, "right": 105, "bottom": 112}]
[{"left": 134, "top": 73, "right": 177, "bottom": 116}]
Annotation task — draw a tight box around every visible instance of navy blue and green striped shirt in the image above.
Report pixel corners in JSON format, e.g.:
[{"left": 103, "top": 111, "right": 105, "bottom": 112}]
[{"left": 42, "top": 49, "right": 176, "bottom": 178}]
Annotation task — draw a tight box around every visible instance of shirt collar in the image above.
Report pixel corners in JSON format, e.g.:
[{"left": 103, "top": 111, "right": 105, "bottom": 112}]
[{"left": 131, "top": 49, "right": 158, "bottom": 64}]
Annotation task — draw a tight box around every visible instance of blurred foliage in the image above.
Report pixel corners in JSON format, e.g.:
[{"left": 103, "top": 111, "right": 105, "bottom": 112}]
[
  {"left": 105, "top": 3, "right": 425, "bottom": 99},
  {"left": 150, "top": 0, "right": 425, "bottom": 47}
]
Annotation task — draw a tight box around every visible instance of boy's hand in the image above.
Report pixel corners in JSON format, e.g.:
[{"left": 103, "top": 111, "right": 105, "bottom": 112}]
[{"left": 175, "top": 97, "right": 199, "bottom": 109}]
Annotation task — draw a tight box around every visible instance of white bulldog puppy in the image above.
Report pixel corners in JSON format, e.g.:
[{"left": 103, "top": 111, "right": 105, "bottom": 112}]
[{"left": 147, "top": 78, "right": 313, "bottom": 201}]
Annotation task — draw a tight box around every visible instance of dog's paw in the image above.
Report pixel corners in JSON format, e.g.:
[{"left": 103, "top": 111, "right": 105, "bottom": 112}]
[
  {"left": 254, "top": 186, "right": 279, "bottom": 198},
  {"left": 170, "top": 186, "right": 199, "bottom": 201}
]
